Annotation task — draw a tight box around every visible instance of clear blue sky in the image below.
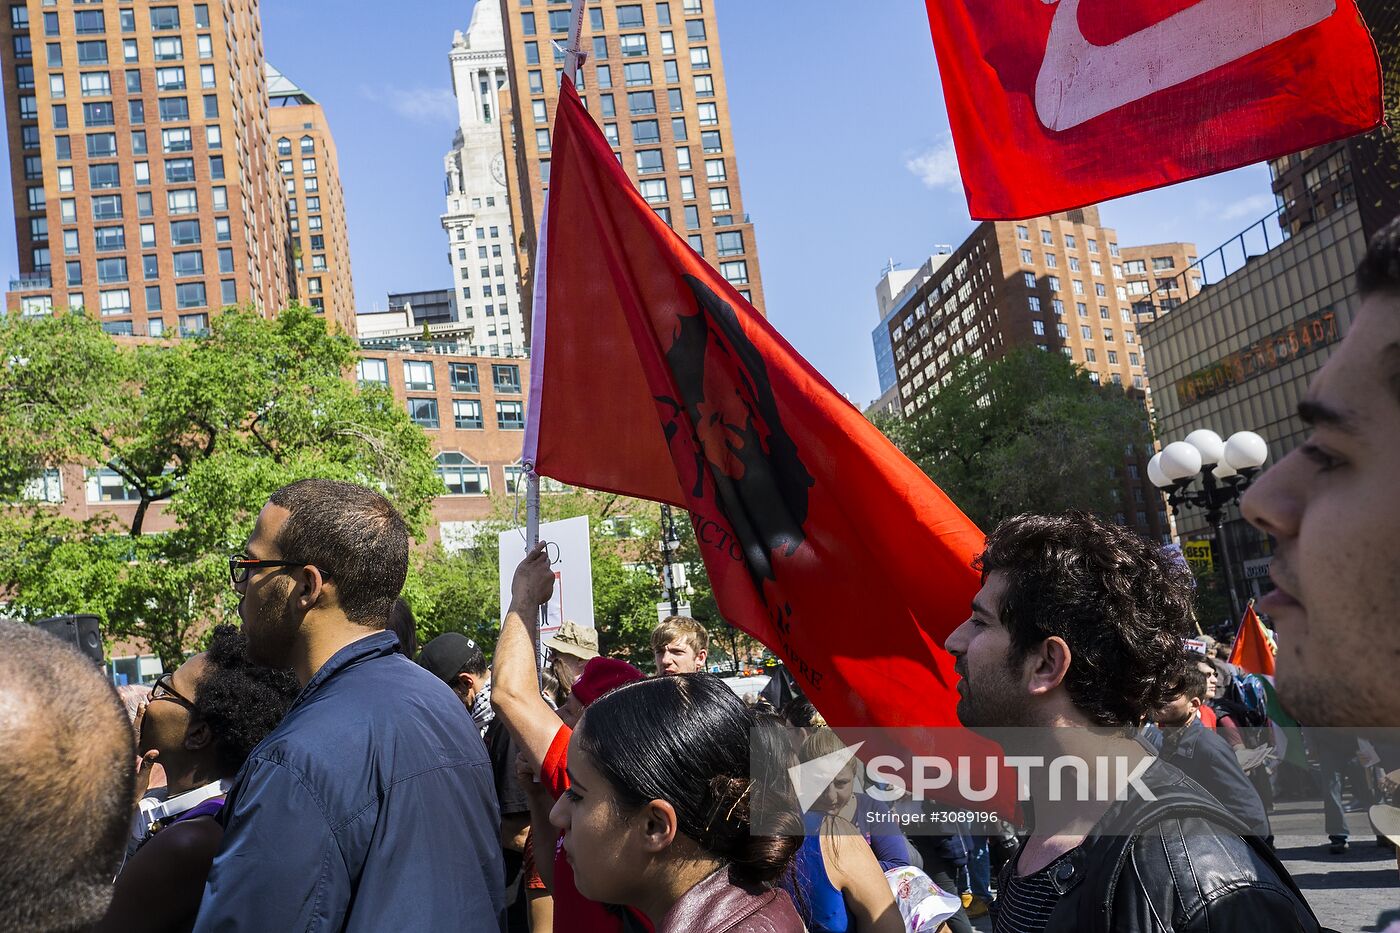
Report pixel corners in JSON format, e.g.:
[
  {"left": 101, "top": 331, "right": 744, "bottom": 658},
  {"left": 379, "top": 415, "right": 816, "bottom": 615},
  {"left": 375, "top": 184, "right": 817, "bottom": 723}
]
[{"left": 0, "top": 0, "right": 1275, "bottom": 406}]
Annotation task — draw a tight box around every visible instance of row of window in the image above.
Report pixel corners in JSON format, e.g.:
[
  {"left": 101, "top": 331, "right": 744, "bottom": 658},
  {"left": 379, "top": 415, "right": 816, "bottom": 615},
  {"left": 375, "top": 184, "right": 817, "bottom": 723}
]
[
  {"left": 1015, "top": 224, "right": 1120, "bottom": 257},
  {"left": 1024, "top": 272, "right": 1116, "bottom": 300},
  {"left": 356, "top": 359, "right": 521, "bottom": 394},
  {"left": 1018, "top": 250, "right": 1116, "bottom": 278},
  {"left": 14, "top": 4, "right": 212, "bottom": 35},
  {"left": 30, "top": 186, "right": 232, "bottom": 224},
  {"left": 410, "top": 398, "right": 524, "bottom": 431},
  {"left": 14, "top": 32, "right": 217, "bottom": 67},
  {"left": 436, "top": 453, "right": 567, "bottom": 498},
  {"left": 519, "top": 1, "right": 702, "bottom": 36},
  {"left": 50, "top": 156, "right": 225, "bottom": 193}
]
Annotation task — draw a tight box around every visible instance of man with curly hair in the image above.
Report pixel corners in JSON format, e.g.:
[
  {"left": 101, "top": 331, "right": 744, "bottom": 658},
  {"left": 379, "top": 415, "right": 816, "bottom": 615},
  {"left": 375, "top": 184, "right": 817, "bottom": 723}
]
[
  {"left": 944, "top": 511, "right": 1320, "bottom": 933},
  {"left": 1242, "top": 212, "right": 1400, "bottom": 730},
  {"left": 96, "top": 625, "right": 299, "bottom": 933}
]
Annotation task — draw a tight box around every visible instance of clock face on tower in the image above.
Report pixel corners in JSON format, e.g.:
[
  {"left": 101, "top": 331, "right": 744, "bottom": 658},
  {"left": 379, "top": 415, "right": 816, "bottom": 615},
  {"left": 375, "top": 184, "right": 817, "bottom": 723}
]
[{"left": 490, "top": 153, "right": 507, "bottom": 187}]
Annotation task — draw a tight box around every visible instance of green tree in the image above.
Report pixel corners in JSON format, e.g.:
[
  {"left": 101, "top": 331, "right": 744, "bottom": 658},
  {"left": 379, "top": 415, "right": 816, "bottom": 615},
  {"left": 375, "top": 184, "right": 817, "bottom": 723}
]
[
  {"left": 0, "top": 306, "right": 442, "bottom": 664},
  {"left": 406, "top": 488, "right": 664, "bottom": 668},
  {"left": 880, "top": 348, "right": 1150, "bottom": 529}
]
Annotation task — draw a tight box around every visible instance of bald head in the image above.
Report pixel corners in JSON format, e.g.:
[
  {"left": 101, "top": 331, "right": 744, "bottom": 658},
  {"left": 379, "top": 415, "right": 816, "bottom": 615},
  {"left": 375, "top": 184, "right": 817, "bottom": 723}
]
[{"left": 0, "top": 620, "right": 134, "bottom": 932}]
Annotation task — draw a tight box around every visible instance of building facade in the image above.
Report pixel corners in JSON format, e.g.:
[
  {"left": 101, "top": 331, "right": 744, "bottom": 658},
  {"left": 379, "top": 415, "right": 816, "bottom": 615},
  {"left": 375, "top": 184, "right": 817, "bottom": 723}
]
[
  {"left": 355, "top": 328, "right": 533, "bottom": 543},
  {"left": 1141, "top": 201, "right": 1368, "bottom": 613},
  {"left": 1, "top": 0, "right": 295, "bottom": 330},
  {"left": 874, "top": 206, "right": 1169, "bottom": 541},
  {"left": 1121, "top": 242, "right": 1200, "bottom": 327},
  {"left": 268, "top": 64, "right": 354, "bottom": 334},
  {"left": 442, "top": 1, "right": 523, "bottom": 356},
  {"left": 498, "top": 0, "right": 766, "bottom": 332}
]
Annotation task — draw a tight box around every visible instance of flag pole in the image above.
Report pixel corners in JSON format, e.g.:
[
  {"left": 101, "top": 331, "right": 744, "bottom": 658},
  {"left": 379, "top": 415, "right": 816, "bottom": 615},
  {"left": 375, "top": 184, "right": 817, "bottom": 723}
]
[
  {"left": 524, "top": 463, "right": 543, "bottom": 691},
  {"left": 563, "top": 0, "right": 587, "bottom": 79}
]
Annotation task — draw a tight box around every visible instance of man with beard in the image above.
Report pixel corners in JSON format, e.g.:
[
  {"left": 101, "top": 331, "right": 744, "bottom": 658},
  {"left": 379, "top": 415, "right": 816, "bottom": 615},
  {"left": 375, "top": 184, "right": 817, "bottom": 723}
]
[
  {"left": 944, "top": 512, "right": 1318, "bottom": 933},
  {"left": 192, "top": 479, "right": 505, "bottom": 932},
  {"left": 1242, "top": 213, "right": 1400, "bottom": 729}
]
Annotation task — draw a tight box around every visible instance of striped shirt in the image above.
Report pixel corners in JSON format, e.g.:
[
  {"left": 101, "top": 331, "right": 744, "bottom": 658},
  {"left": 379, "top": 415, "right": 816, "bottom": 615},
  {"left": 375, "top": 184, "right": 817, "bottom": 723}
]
[{"left": 992, "top": 851, "right": 1074, "bottom": 933}]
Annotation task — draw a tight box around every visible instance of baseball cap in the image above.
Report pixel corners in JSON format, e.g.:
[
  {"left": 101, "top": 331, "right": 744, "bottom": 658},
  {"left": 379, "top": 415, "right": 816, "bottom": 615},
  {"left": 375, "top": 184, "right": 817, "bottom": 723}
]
[
  {"left": 541, "top": 619, "right": 600, "bottom": 661},
  {"left": 572, "top": 657, "right": 646, "bottom": 707},
  {"left": 417, "top": 632, "right": 484, "bottom": 684}
]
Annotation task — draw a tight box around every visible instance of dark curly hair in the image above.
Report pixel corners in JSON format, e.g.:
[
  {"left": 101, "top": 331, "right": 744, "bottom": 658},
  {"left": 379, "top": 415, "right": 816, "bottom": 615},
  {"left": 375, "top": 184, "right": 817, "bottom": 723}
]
[
  {"left": 197, "top": 625, "right": 301, "bottom": 776},
  {"left": 975, "top": 511, "right": 1194, "bottom": 728},
  {"left": 1357, "top": 212, "right": 1400, "bottom": 297}
]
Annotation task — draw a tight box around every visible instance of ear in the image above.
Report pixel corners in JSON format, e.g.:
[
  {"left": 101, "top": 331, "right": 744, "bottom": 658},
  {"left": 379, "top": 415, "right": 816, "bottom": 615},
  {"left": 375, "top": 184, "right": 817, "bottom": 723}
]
[
  {"left": 637, "top": 798, "right": 680, "bottom": 854},
  {"left": 1025, "top": 635, "right": 1072, "bottom": 697},
  {"left": 184, "top": 717, "right": 213, "bottom": 753},
  {"left": 295, "top": 565, "right": 330, "bottom": 613},
  {"left": 455, "top": 671, "right": 476, "bottom": 694},
  {"left": 695, "top": 648, "right": 707, "bottom": 666}
]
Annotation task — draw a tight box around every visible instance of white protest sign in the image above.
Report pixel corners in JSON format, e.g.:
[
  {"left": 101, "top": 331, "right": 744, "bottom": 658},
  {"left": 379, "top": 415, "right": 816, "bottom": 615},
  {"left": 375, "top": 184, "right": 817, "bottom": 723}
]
[{"left": 498, "top": 515, "right": 594, "bottom": 642}]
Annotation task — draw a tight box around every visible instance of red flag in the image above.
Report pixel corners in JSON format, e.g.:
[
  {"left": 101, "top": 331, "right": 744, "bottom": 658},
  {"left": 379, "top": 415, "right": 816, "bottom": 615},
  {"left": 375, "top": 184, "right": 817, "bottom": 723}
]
[
  {"left": 1228, "top": 602, "right": 1277, "bottom": 677},
  {"left": 525, "top": 78, "right": 984, "bottom": 729},
  {"left": 923, "top": 0, "right": 1384, "bottom": 219}
]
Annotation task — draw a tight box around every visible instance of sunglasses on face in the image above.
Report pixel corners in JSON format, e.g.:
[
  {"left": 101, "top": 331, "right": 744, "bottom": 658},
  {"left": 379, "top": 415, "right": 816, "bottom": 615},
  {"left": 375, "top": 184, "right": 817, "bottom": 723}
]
[
  {"left": 149, "top": 672, "right": 196, "bottom": 711},
  {"left": 229, "top": 553, "right": 330, "bottom": 586}
]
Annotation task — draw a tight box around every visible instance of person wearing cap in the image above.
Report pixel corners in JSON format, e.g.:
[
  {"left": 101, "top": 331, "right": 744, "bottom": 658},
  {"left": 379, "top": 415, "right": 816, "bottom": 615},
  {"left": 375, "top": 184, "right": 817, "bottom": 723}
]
[
  {"left": 493, "top": 544, "right": 648, "bottom": 933},
  {"left": 541, "top": 619, "right": 599, "bottom": 700},
  {"left": 418, "top": 633, "right": 533, "bottom": 931}
]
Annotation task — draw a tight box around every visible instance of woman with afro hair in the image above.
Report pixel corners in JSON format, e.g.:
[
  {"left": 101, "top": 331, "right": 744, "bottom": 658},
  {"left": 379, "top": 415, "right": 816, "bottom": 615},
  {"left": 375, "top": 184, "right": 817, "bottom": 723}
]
[{"left": 96, "top": 625, "right": 299, "bottom": 933}]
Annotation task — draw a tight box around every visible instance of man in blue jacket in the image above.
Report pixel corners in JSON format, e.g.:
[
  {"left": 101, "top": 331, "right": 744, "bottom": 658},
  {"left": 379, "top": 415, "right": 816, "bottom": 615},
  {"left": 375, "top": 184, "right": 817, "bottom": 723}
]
[{"left": 192, "top": 479, "right": 504, "bottom": 932}]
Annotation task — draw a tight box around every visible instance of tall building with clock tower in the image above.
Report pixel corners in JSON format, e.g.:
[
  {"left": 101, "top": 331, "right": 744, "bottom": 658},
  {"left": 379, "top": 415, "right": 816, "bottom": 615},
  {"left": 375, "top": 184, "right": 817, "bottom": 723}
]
[{"left": 442, "top": 1, "right": 524, "bottom": 356}]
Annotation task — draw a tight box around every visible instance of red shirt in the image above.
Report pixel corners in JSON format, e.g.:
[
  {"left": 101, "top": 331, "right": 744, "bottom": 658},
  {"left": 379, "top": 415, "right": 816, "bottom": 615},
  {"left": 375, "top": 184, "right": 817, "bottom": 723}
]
[
  {"left": 1197, "top": 705, "right": 1218, "bottom": 731},
  {"left": 539, "top": 725, "right": 654, "bottom": 933}
]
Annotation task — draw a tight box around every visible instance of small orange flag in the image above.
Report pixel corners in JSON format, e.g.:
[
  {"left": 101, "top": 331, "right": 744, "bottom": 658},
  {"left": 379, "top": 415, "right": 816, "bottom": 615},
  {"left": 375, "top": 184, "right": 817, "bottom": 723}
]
[{"left": 1228, "top": 602, "right": 1276, "bottom": 677}]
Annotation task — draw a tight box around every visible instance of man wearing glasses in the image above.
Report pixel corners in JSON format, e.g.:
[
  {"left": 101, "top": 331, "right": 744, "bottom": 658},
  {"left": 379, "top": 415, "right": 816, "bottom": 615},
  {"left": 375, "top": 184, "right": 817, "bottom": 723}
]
[{"left": 191, "top": 479, "right": 506, "bottom": 932}]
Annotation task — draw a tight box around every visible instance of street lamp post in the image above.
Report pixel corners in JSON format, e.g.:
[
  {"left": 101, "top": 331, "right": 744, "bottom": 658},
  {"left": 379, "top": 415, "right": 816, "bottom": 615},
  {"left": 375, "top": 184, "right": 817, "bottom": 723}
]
[{"left": 1149, "top": 429, "right": 1270, "bottom": 622}]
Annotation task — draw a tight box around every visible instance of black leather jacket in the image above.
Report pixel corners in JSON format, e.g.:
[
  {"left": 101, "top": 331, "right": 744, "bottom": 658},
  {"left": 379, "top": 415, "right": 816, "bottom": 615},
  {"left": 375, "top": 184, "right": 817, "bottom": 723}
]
[{"left": 1003, "top": 756, "right": 1326, "bottom": 933}]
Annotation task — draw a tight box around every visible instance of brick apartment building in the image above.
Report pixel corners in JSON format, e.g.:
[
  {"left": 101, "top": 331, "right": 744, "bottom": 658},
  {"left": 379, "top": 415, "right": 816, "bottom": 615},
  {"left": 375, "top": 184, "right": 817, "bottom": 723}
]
[
  {"left": 498, "top": 0, "right": 766, "bottom": 328},
  {"left": 874, "top": 206, "right": 1188, "bottom": 542}
]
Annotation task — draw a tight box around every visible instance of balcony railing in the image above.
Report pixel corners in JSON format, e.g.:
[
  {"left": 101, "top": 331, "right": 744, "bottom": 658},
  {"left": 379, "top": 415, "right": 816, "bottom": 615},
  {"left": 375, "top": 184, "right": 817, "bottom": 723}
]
[
  {"left": 9, "top": 274, "right": 52, "bottom": 291},
  {"left": 357, "top": 336, "right": 529, "bottom": 359}
]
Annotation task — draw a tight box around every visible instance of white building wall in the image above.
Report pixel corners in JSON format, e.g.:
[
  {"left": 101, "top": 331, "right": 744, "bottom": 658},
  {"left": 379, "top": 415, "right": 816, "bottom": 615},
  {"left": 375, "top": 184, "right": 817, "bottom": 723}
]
[{"left": 441, "top": 1, "right": 524, "bottom": 357}]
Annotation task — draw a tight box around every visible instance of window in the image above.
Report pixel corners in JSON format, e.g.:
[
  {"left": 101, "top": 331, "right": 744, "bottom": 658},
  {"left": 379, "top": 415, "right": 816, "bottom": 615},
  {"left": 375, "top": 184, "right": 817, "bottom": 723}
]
[
  {"left": 437, "top": 452, "right": 489, "bottom": 495},
  {"left": 158, "top": 97, "right": 189, "bottom": 122},
  {"left": 592, "top": 66, "right": 608, "bottom": 89},
  {"left": 684, "top": 204, "right": 700, "bottom": 229},
  {"left": 1072, "top": 280, "right": 1084, "bottom": 295},
  {"left": 496, "top": 399, "right": 526, "bottom": 429},
  {"left": 168, "top": 219, "right": 200, "bottom": 245},
  {"left": 98, "top": 288, "right": 132, "bottom": 317},
  {"left": 161, "top": 127, "right": 192, "bottom": 152},
  {"left": 709, "top": 187, "right": 730, "bottom": 211},
  {"left": 632, "top": 119, "right": 660, "bottom": 143},
  {"left": 636, "top": 149, "right": 664, "bottom": 174},
  {"left": 78, "top": 71, "right": 111, "bottom": 98},
  {"left": 83, "top": 101, "right": 115, "bottom": 126},
  {"left": 208, "top": 155, "right": 223, "bottom": 179},
  {"left": 690, "top": 46, "right": 710, "bottom": 68},
  {"left": 77, "top": 41, "right": 109, "bottom": 66},
  {"left": 697, "top": 102, "right": 718, "bottom": 126},
  {"left": 493, "top": 364, "right": 522, "bottom": 393},
  {"left": 153, "top": 36, "right": 182, "bottom": 60},
  {"left": 1056, "top": 323, "right": 1069, "bottom": 338},
  {"left": 628, "top": 90, "right": 656, "bottom": 114},
  {"left": 453, "top": 399, "right": 483, "bottom": 429},
  {"left": 1027, "top": 296, "right": 1041, "bottom": 312},
  {"left": 201, "top": 94, "right": 218, "bottom": 118},
  {"left": 356, "top": 358, "right": 389, "bottom": 385},
  {"left": 88, "top": 468, "right": 140, "bottom": 503},
  {"left": 1032, "top": 320, "right": 1045, "bottom": 336},
  {"left": 1151, "top": 256, "right": 1175, "bottom": 271},
  {"left": 150, "top": 6, "right": 179, "bottom": 30},
  {"left": 1052, "top": 299, "right": 1065, "bottom": 316},
  {"left": 407, "top": 398, "right": 440, "bottom": 429},
  {"left": 61, "top": 199, "right": 77, "bottom": 222},
  {"left": 92, "top": 194, "right": 122, "bottom": 219},
  {"left": 403, "top": 359, "right": 435, "bottom": 391},
  {"left": 1084, "top": 348, "right": 1097, "bottom": 363},
  {"left": 520, "top": 11, "right": 536, "bottom": 34},
  {"left": 94, "top": 226, "right": 125, "bottom": 252},
  {"left": 177, "top": 312, "right": 208, "bottom": 336},
  {"left": 623, "top": 61, "right": 651, "bottom": 86},
  {"left": 535, "top": 128, "right": 550, "bottom": 152},
  {"left": 639, "top": 178, "right": 668, "bottom": 204},
  {"left": 214, "top": 217, "right": 230, "bottom": 242},
  {"left": 167, "top": 189, "right": 197, "bottom": 214},
  {"left": 694, "top": 74, "right": 714, "bottom": 97},
  {"left": 301, "top": 157, "right": 316, "bottom": 174},
  {"left": 664, "top": 59, "right": 680, "bottom": 83},
  {"left": 172, "top": 251, "right": 202, "bottom": 277},
  {"left": 219, "top": 279, "right": 235, "bottom": 305},
  {"left": 123, "top": 38, "right": 138, "bottom": 62},
  {"left": 175, "top": 281, "right": 206, "bottom": 309},
  {"left": 1095, "top": 283, "right": 1107, "bottom": 297},
  {"left": 547, "top": 8, "right": 570, "bottom": 31},
  {"left": 1023, "top": 272, "right": 1036, "bottom": 288},
  {"left": 720, "top": 260, "right": 748, "bottom": 284},
  {"left": 618, "top": 4, "right": 644, "bottom": 26},
  {"left": 96, "top": 257, "right": 127, "bottom": 283},
  {"left": 699, "top": 130, "right": 722, "bottom": 154},
  {"left": 1047, "top": 276, "right": 1060, "bottom": 292},
  {"left": 1123, "top": 259, "right": 1146, "bottom": 275},
  {"left": 620, "top": 33, "right": 648, "bottom": 57},
  {"left": 449, "top": 361, "right": 478, "bottom": 392},
  {"left": 163, "top": 157, "right": 195, "bottom": 183},
  {"left": 65, "top": 260, "right": 82, "bottom": 285}
]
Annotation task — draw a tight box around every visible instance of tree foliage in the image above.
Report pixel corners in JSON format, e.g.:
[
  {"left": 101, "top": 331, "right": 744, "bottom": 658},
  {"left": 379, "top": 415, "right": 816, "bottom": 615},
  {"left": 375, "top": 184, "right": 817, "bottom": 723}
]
[
  {"left": 405, "top": 488, "right": 665, "bottom": 669},
  {"left": 0, "top": 306, "right": 442, "bottom": 664},
  {"left": 879, "top": 348, "right": 1151, "bottom": 530}
]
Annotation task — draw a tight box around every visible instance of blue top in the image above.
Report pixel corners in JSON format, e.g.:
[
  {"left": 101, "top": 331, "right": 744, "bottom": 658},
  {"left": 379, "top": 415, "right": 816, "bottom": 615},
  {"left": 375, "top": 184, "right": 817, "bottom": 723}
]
[
  {"left": 191, "top": 632, "right": 505, "bottom": 932},
  {"left": 786, "top": 813, "right": 850, "bottom": 933}
]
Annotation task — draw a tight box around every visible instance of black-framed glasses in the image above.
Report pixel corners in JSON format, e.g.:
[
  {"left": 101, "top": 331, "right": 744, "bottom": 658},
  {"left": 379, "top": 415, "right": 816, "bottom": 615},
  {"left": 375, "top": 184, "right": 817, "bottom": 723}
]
[
  {"left": 229, "top": 553, "right": 327, "bottom": 586},
  {"left": 150, "top": 672, "right": 196, "bottom": 711}
]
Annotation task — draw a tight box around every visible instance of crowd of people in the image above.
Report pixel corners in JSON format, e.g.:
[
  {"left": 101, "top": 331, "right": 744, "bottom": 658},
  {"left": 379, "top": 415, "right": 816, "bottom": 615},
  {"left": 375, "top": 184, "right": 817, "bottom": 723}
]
[{"left": 3, "top": 218, "right": 1400, "bottom": 933}]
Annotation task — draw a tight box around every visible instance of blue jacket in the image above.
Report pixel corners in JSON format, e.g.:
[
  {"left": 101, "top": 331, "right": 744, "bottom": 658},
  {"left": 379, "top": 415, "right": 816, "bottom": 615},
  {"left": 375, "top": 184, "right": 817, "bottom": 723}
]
[{"left": 191, "top": 631, "right": 505, "bottom": 932}]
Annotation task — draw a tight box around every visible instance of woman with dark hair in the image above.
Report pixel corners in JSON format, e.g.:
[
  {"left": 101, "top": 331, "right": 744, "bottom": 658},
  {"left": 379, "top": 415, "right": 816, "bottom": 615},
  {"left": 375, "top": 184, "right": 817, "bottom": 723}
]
[
  {"left": 551, "top": 672, "right": 805, "bottom": 932},
  {"left": 96, "top": 625, "right": 300, "bottom": 933},
  {"left": 385, "top": 596, "right": 418, "bottom": 658}
]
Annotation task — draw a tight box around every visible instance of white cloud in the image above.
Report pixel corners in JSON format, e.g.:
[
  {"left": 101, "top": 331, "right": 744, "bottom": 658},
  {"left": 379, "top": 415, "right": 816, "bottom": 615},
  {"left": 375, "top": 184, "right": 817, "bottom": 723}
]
[
  {"left": 905, "top": 139, "right": 963, "bottom": 192},
  {"left": 359, "top": 85, "right": 457, "bottom": 124},
  {"left": 1219, "top": 193, "right": 1275, "bottom": 222}
]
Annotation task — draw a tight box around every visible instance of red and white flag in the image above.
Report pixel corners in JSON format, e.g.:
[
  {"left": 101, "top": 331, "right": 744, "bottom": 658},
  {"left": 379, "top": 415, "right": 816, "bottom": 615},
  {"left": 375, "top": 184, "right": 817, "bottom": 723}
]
[
  {"left": 923, "top": 0, "right": 1385, "bottom": 218},
  {"left": 524, "top": 77, "right": 984, "bottom": 729}
]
